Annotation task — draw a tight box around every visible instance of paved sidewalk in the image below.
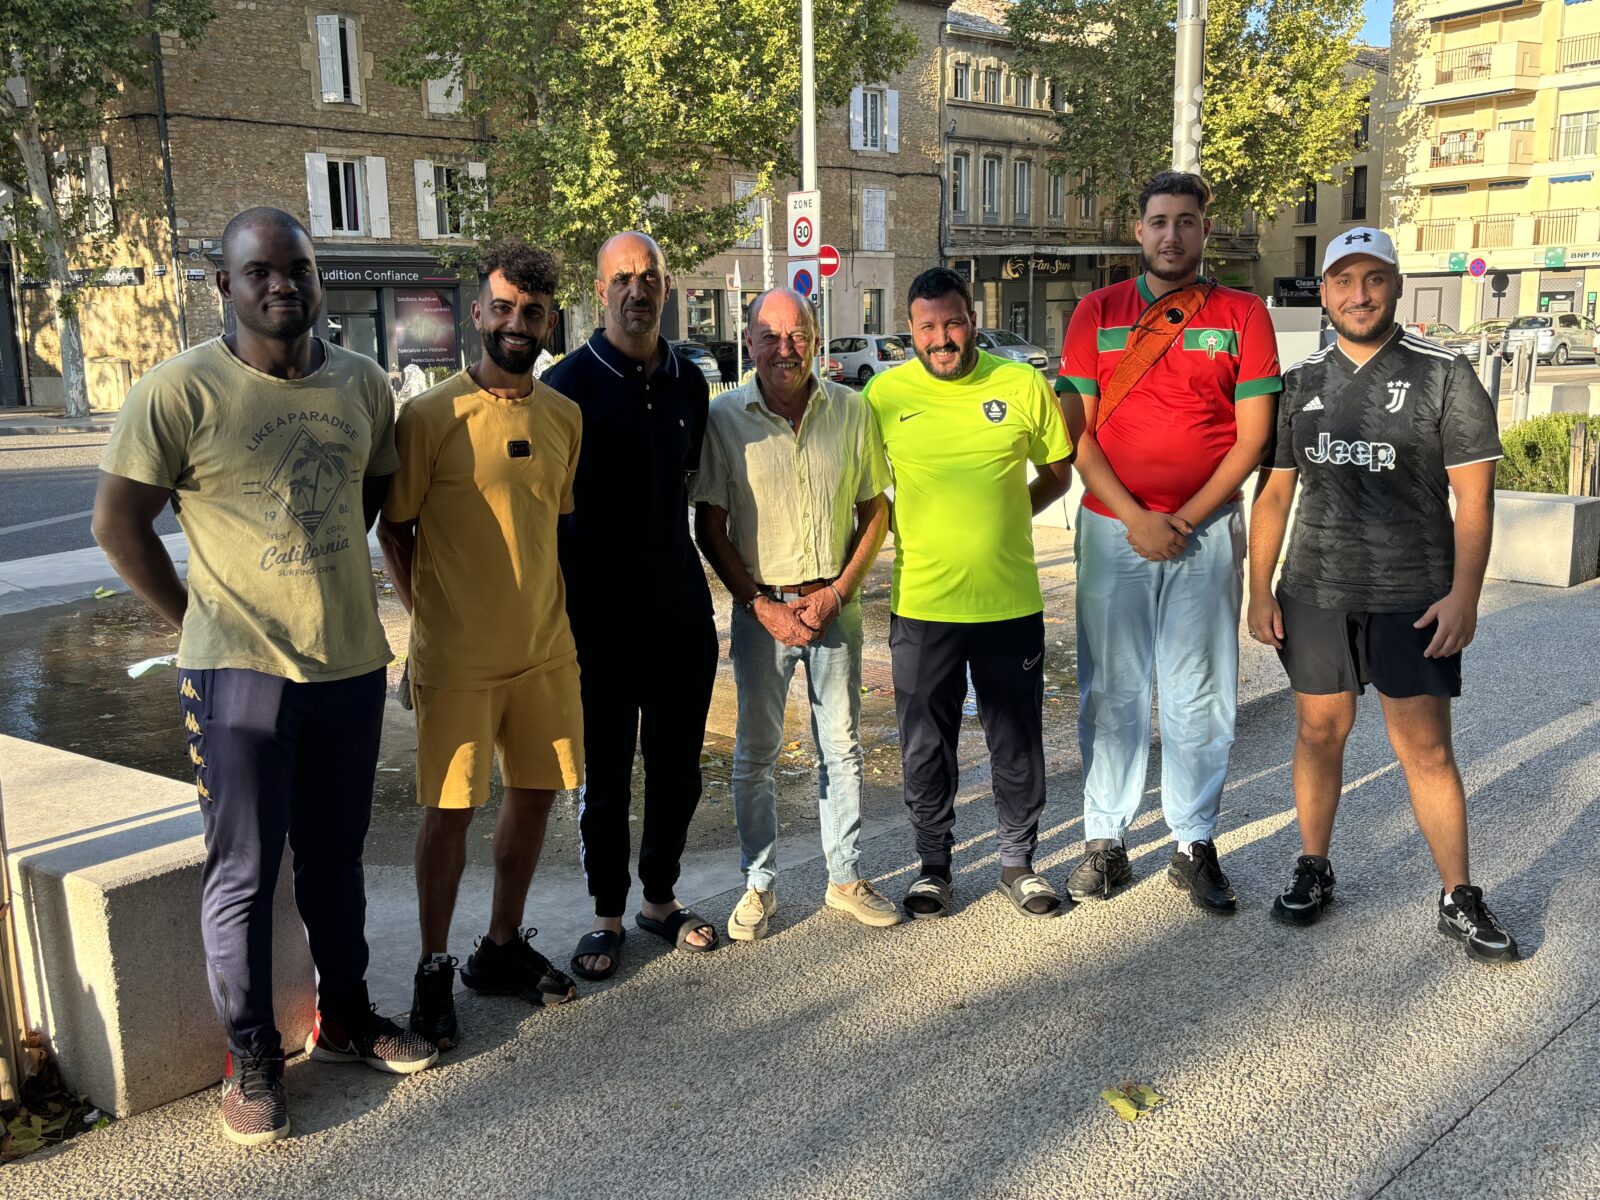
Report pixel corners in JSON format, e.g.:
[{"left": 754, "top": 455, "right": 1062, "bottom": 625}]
[
  {"left": 0, "top": 410, "right": 117, "bottom": 438},
  {"left": 6, "top": 572, "right": 1598, "bottom": 1199}
]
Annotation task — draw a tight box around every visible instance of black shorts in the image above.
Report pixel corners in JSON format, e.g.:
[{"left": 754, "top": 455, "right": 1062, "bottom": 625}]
[{"left": 1275, "top": 588, "right": 1462, "bottom": 698}]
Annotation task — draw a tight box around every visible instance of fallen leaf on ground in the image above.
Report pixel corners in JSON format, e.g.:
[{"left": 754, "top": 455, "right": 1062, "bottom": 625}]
[
  {"left": 92, "top": 587, "right": 116, "bottom": 599},
  {"left": 1100, "top": 1081, "right": 1166, "bottom": 1122}
]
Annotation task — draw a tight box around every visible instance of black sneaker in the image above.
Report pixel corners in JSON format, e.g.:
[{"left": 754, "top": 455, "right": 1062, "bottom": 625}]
[
  {"left": 1168, "top": 840, "right": 1237, "bottom": 912},
  {"left": 1066, "top": 838, "right": 1132, "bottom": 900},
  {"left": 410, "top": 954, "right": 459, "bottom": 1051},
  {"left": 1271, "top": 856, "right": 1335, "bottom": 926},
  {"left": 306, "top": 1004, "right": 439, "bottom": 1074},
  {"left": 1438, "top": 885, "right": 1519, "bottom": 964},
  {"left": 219, "top": 1050, "right": 288, "bottom": 1146},
  {"left": 461, "top": 928, "right": 578, "bottom": 1006}
]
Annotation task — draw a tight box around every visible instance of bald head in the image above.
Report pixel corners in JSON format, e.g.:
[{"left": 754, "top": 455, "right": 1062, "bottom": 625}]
[
  {"left": 221, "top": 206, "right": 311, "bottom": 269},
  {"left": 747, "top": 287, "right": 819, "bottom": 400},
  {"left": 595, "top": 230, "right": 670, "bottom": 343},
  {"left": 748, "top": 288, "right": 818, "bottom": 346},
  {"left": 596, "top": 231, "right": 665, "bottom": 280}
]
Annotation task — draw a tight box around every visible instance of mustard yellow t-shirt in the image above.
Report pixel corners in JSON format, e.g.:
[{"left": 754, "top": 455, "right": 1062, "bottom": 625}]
[
  {"left": 99, "top": 337, "right": 398, "bottom": 681},
  {"left": 383, "top": 369, "right": 582, "bottom": 690}
]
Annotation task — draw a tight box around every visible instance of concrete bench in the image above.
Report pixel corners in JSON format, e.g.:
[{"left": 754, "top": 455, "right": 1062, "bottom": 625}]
[
  {"left": 1488, "top": 491, "right": 1600, "bottom": 588},
  {"left": 1, "top": 735, "right": 313, "bottom": 1118}
]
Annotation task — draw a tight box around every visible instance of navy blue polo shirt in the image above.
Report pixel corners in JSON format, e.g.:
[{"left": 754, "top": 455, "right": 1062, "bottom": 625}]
[{"left": 546, "top": 330, "right": 712, "bottom": 621}]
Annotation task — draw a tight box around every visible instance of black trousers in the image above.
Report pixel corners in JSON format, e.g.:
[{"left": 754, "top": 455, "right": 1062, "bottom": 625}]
[
  {"left": 889, "top": 613, "right": 1047, "bottom": 870},
  {"left": 574, "top": 612, "right": 719, "bottom": 918}
]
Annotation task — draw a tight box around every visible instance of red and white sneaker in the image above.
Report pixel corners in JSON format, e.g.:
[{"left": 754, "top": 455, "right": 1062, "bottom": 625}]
[
  {"left": 220, "top": 1050, "right": 289, "bottom": 1146},
  {"left": 306, "top": 1005, "right": 439, "bottom": 1074}
]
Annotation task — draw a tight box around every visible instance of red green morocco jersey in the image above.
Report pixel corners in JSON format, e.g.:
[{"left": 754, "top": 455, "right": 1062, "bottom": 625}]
[{"left": 1057, "top": 277, "right": 1282, "bottom": 518}]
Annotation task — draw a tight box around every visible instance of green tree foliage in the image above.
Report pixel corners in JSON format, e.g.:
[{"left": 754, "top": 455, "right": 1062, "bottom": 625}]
[
  {"left": 2, "top": 0, "right": 214, "bottom": 415},
  {"left": 1498, "top": 413, "right": 1599, "bottom": 495},
  {"left": 389, "top": 0, "right": 916, "bottom": 299},
  {"left": 1008, "top": 0, "right": 1370, "bottom": 227}
]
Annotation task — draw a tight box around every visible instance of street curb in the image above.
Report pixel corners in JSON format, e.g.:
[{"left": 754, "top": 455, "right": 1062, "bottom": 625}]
[{"left": 0, "top": 416, "right": 116, "bottom": 436}]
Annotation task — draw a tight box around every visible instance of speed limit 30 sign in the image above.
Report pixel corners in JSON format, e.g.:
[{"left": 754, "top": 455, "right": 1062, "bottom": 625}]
[{"left": 787, "top": 190, "right": 821, "bottom": 252}]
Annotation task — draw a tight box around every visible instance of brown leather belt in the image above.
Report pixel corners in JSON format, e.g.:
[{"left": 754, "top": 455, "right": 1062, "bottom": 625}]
[{"left": 759, "top": 578, "right": 832, "bottom": 597}]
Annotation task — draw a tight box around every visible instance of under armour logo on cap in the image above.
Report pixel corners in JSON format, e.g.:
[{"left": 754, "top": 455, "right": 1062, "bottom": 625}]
[{"left": 1320, "top": 226, "right": 1398, "bottom": 276}]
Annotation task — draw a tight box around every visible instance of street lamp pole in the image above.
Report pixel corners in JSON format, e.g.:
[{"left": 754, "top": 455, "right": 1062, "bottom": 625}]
[
  {"left": 801, "top": 0, "right": 817, "bottom": 193},
  {"left": 1172, "top": 0, "right": 1206, "bottom": 173}
]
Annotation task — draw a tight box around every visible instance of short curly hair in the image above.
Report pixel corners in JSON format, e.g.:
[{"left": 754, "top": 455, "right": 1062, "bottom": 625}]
[
  {"left": 1137, "top": 171, "right": 1212, "bottom": 215},
  {"left": 478, "top": 241, "right": 559, "bottom": 300}
]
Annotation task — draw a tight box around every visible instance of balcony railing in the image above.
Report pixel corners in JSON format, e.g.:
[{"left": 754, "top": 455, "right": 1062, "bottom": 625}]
[
  {"left": 1474, "top": 215, "right": 1516, "bottom": 248},
  {"left": 1430, "top": 129, "right": 1487, "bottom": 167},
  {"left": 1535, "top": 208, "right": 1581, "bottom": 244},
  {"left": 1561, "top": 33, "right": 1600, "bottom": 71},
  {"left": 1416, "top": 220, "right": 1457, "bottom": 251},
  {"left": 1435, "top": 43, "right": 1495, "bottom": 83}
]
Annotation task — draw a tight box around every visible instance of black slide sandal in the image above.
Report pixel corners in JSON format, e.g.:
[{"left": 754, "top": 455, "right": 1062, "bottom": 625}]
[
  {"left": 997, "top": 873, "right": 1063, "bottom": 918},
  {"left": 635, "top": 908, "right": 719, "bottom": 953},
  {"left": 903, "top": 874, "right": 953, "bottom": 919},
  {"left": 570, "top": 928, "right": 625, "bottom": 981}
]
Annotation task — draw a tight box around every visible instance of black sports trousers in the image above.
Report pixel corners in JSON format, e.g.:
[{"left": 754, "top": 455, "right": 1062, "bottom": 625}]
[{"left": 889, "top": 612, "right": 1047, "bottom": 869}]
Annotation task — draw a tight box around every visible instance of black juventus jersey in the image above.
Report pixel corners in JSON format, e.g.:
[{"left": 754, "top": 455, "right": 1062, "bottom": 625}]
[{"left": 1269, "top": 327, "right": 1502, "bottom": 612}]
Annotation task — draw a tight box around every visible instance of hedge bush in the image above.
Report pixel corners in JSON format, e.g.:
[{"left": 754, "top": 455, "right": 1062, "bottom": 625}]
[{"left": 1497, "top": 412, "right": 1600, "bottom": 494}]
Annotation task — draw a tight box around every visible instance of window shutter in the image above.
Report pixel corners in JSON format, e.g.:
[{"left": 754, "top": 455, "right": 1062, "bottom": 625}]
[
  {"left": 466, "top": 160, "right": 487, "bottom": 229},
  {"left": 86, "top": 145, "right": 113, "bottom": 231},
  {"left": 345, "top": 24, "right": 362, "bottom": 106},
  {"left": 315, "top": 15, "right": 343, "bottom": 102},
  {"left": 885, "top": 90, "right": 899, "bottom": 153},
  {"left": 426, "top": 57, "right": 462, "bottom": 114},
  {"left": 0, "top": 184, "right": 12, "bottom": 238},
  {"left": 863, "top": 187, "right": 886, "bottom": 251},
  {"left": 413, "top": 159, "right": 437, "bottom": 239},
  {"left": 364, "top": 156, "right": 390, "bottom": 238},
  {"left": 849, "top": 86, "right": 865, "bottom": 151},
  {"left": 305, "top": 151, "right": 332, "bottom": 236}
]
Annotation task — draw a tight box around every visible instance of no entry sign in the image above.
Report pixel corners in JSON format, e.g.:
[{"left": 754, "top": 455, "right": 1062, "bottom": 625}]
[{"left": 818, "top": 245, "right": 840, "bottom": 278}]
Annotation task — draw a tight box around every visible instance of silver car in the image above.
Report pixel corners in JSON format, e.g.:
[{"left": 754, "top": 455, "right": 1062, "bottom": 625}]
[
  {"left": 827, "top": 334, "right": 908, "bottom": 386},
  {"left": 1501, "top": 313, "right": 1600, "bottom": 365},
  {"left": 976, "top": 329, "right": 1049, "bottom": 370},
  {"left": 1441, "top": 319, "right": 1512, "bottom": 364}
]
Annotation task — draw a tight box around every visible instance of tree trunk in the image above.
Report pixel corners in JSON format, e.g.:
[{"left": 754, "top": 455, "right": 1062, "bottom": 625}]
[{"left": 14, "top": 111, "right": 90, "bottom": 417}]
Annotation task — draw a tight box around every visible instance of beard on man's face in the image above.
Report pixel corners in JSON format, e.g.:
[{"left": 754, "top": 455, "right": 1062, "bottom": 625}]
[{"left": 483, "top": 328, "right": 541, "bottom": 374}]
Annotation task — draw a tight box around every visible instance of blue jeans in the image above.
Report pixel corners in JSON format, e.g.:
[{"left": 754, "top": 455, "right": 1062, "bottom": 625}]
[
  {"left": 1075, "top": 503, "right": 1244, "bottom": 844},
  {"left": 729, "top": 598, "right": 866, "bottom": 891}
]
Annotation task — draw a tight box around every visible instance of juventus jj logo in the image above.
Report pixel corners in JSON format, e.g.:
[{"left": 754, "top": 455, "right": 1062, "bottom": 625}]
[
  {"left": 1384, "top": 379, "right": 1411, "bottom": 414},
  {"left": 1345, "top": 231, "right": 1374, "bottom": 246}
]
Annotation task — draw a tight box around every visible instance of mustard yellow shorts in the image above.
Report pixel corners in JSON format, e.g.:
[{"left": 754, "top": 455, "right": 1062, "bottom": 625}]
[{"left": 412, "top": 662, "right": 584, "bottom": 808}]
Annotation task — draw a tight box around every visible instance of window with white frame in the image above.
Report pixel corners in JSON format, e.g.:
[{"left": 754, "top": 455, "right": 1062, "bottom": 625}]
[
  {"left": 413, "top": 158, "right": 484, "bottom": 238},
  {"left": 864, "top": 89, "right": 884, "bottom": 151},
  {"left": 733, "top": 179, "right": 761, "bottom": 249},
  {"left": 1013, "top": 160, "right": 1031, "bottom": 219},
  {"left": 951, "top": 153, "right": 970, "bottom": 216},
  {"left": 315, "top": 15, "right": 362, "bottom": 105},
  {"left": 1558, "top": 110, "right": 1598, "bottom": 158},
  {"left": 952, "top": 62, "right": 970, "bottom": 100},
  {"left": 863, "top": 187, "right": 887, "bottom": 251},
  {"left": 983, "top": 67, "right": 1000, "bottom": 104},
  {"left": 304, "top": 152, "right": 390, "bottom": 238},
  {"left": 850, "top": 86, "right": 898, "bottom": 153},
  {"left": 53, "top": 146, "right": 114, "bottom": 233},
  {"left": 425, "top": 56, "right": 464, "bottom": 115},
  {"left": 1048, "top": 171, "right": 1065, "bottom": 219},
  {"left": 327, "top": 157, "right": 365, "bottom": 233},
  {"left": 1078, "top": 171, "right": 1095, "bottom": 223},
  {"left": 982, "top": 156, "right": 1001, "bottom": 216},
  {"left": 1015, "top": 75, "right": 1031, "bottom": 107}
]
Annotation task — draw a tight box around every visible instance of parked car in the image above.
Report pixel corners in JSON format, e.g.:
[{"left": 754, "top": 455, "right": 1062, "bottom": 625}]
[
  {"left": 1402, "top": 320, "right": 1461, "bottom": 342},
  {"left": 1501, "top": 313, "right": 1600, "bottom": 365},
  {"left": 823, "top": 355, "right": 846, "bottom": 384},
  {"left": 975, "top": 329, "right": 1050, "bottom": 370},
  {"left": 1441, "top": 318, "right": 1513, "bottom": 364},
  {"left": 828, "top": 334, "right": 908, "bottom": 385},
  {"left": 671, "top": 341, "right": 722, "bottom": 386},
  {"left": 690, "top": 337, "right": 741, "bottom": 381}
]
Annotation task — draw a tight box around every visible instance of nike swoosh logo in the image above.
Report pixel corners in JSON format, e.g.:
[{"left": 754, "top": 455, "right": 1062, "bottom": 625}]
[
  {"left": 899, "top": 411, "right": 925, "bottom": 422},
  {"left": 1023, "top": 653, "right": 1042, "bottom": 670}
]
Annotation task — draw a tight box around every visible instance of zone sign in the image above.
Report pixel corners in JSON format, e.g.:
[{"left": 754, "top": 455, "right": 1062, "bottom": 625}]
[{"left": 787, "top": 190, "right": 821, "bottom": 252}]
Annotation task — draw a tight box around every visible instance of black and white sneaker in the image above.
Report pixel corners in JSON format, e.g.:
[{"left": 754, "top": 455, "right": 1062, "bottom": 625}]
[
  {"left": 219, "top": 1050, "right": 288, "bottom": 1146},
  {"left": 1271, "top": 856, "right": 1335, "bottom": 926},
  {"left": 306, "top": 1004, "right": 439, "bottom": 1074},
  {"left": 461, "top": 928, "right": 577, "bottom": 1006},
  {"left": 1438, "top": 885, "right": 1519, "bottom": 964},
  {"left": 409, "top": 954, "right": 459, "bottom": 1051},
  {"left": 1066, "top": 838, "right": 1132, "bottom": 901}
]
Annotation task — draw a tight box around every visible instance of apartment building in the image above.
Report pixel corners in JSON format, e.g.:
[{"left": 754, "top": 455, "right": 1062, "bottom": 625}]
[
  {"left": 1255, "top": 49, "right": 1392, "bottom": 306},
  {"left": 9, "top": 1, "right": 489, "bottom": 407},
  {"left": 1390, "top": 0, "right": 1600, "bottom": 327}
]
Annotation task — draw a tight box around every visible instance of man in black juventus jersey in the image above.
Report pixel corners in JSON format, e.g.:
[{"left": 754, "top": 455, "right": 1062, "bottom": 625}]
[{"left": 1249, "top": 227, "right": 1517, "bottom": 964}]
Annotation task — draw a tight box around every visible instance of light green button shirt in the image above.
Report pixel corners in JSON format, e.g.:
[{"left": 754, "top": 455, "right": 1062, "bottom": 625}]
[{"left": 690, "top": 376, "right": 890, "bottom": 585}]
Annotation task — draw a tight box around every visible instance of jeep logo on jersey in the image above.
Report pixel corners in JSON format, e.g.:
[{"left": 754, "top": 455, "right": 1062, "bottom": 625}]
[
  {"left": 1305, "top": 431, "right": 1396, "bottom": 471},
  {"left": 1385, "top": 379, "right": 1411, "bottom": 414},
  {"left": 982, "top": 399, "right": 1007, "bottom": 423}
]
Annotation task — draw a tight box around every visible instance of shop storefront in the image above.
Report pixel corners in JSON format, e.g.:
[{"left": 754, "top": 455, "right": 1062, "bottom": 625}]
[
  {"left": 311, "top": 254, "right": 480, "bottom": 376},
  {"left": 1273, "top": 277, "right": 1321, "bottom": 308}
]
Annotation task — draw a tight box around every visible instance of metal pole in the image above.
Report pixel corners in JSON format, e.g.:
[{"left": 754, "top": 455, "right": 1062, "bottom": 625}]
[
  {"left": 761, "top": 197, "right": 774, "bottom": 290},
  {"left": 801, "top": 0, "right": 817, "bottom": 194},
  {"left": 1172, "top": 0, "right": 1206, "bottom": 173}
]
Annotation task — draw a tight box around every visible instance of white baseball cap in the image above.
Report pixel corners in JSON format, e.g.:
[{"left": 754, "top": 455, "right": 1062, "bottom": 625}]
[{"left": 1322, "top": 227, "right": 1398, "bottom": 274}]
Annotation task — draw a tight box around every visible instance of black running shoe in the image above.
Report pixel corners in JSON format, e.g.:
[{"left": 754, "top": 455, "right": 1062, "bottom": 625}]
[
  {"left": 219, "top": 1050, "right": 288, "bottom": 1147},
  {"left": 410, "top": 954, "right": 459, "bottom": 1051},
  {"left": 461, "top": 928, "right": 578, "bottom": 1006},
  {"left": 1438, "top": 885, "right": 1519, "bottom": 964},
  {"left": 1271, "top": 856, "right": 1335, "bottom": 926},
  {"left": 306, "top": 1004, "right": 438, "bottom": 1074},
  {"left": 1168, "top": 840, "right": 1237, "bottom": 912},
  {"left": 1066, "top": 838, "right": 1132, "bottom": 900}
]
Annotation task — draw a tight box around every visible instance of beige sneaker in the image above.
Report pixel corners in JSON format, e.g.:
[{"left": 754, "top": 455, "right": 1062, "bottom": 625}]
[
  {"left": 825, "top": 880, "right": 903, "bottom": 927},
  {"left": 728, "top": 887, "right": 774, "bottom": 941}
]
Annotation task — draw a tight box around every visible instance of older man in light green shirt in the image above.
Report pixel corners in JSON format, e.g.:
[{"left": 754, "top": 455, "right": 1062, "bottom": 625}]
[{"left": 693, "top": 287, "right": 899, "bottom": 941}]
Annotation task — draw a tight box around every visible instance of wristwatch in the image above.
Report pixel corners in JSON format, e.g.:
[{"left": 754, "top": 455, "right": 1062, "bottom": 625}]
[{"left": 739, "top": 591, "right": 767, "bottom": 613}]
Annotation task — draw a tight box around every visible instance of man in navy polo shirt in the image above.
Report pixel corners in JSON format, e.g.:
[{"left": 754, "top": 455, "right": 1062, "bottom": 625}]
[{"left": 544, "top": 232, "right": 720, "bottom": 979}]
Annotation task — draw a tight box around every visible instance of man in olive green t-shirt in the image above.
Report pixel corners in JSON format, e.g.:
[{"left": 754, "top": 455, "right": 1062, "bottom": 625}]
[
  {"left": 94, "top": 208, "right": 435, "bottom": 1148},
  {"left": 863, "top": 267, "right": 1074, "bottom": 921}
]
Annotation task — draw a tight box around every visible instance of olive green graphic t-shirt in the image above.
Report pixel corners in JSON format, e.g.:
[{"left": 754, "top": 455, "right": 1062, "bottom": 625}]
[{"left": 100, "top": 337, "right": 399, "bottom": 681}]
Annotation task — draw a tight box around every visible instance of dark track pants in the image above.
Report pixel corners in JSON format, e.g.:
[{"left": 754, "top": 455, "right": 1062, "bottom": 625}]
[
  {"left": 574, "top": 615, "right": 719, "bottom": 918},
  {"left": 889, "top": 613, "right": 1047, "bottom": 869},
  {"left": 180, "top": 666, "right": 383, "bottom": 1057}
]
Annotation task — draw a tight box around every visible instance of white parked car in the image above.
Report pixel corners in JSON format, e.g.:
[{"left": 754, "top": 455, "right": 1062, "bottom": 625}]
[
  {"left": 1501, "top": 313, "right": 1600, "bottom": 365},
  {"left": 975, "top": 329, "right": 1050, "bottom": 370},
  {"left": 827, "top": 334, "right": 909, "bottom": 386}
]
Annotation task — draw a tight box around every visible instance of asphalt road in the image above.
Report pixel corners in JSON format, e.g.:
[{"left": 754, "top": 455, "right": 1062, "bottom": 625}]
[{"left": 0, "top": 433, "right": 179, "bottom": 563}]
